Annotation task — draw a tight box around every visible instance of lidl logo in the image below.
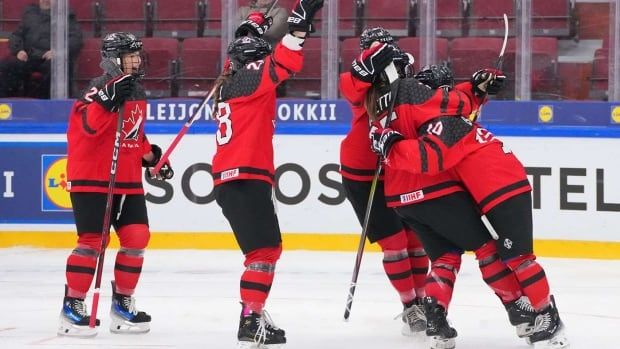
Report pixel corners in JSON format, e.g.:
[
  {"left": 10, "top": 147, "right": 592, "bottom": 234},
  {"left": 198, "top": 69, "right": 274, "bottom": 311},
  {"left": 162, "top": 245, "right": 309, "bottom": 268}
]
[
  {"left": 0, "top": 103, "right": 12, "bottom": 120},
  {"left": 611, "top": 106, "right": 620, "bottom": 124},
  {"left": 538, "top": 105, "right": 553, "bottom": 123},
  {"left": 42, "top": 155, "right": 72, "bottom": 211}
]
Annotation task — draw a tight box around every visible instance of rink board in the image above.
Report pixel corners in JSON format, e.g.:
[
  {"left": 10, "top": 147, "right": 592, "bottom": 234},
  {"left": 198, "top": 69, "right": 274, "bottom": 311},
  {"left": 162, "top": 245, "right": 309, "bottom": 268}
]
[{"left": 1, "top": 133, "right": 620, "bottom": 258}]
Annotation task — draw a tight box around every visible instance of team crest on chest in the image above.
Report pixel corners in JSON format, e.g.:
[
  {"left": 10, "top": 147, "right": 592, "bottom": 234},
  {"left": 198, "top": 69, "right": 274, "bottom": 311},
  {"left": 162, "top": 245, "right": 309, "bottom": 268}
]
[{"left": 123, "top": 104, "right": 144, "bottom": 142}]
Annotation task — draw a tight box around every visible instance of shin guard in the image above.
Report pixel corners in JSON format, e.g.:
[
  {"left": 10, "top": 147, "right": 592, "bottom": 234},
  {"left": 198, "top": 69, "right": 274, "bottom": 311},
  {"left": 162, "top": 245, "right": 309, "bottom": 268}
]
[
  {"left": 425, "top": 252, "right": 461, "bottom": 310},
  {"left": 377, "top": 231, "right": 416, "bottom": 304},
  {"left": 241, "top": 245, "right": 282, "bottom": 314},
  {"left": 506, "top": 254, "right": 551, "bottom": 311},
  {"left": 114, "top": 224, "right": 150, "bottom": 296},
  {"left": 475, "top": 242, "right": 522, "bottom": 304}
]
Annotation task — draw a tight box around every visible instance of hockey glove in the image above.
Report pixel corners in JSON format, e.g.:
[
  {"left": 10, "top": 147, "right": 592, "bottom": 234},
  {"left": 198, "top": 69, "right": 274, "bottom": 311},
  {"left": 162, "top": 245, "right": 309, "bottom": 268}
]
[
  {"left": 471, "top": 68, "right": 506, "bottom": 96},
  {"left": 93, "top": 74, "right": 134, "bottom": 112},
  {"left": 287, "top": 0, "right": 324, "bottom": 33},
  {"left": 351, "top": 43, "right": 395, "bottom": 83},
  {"left": 142, "top": 144, "right": 174, "bottom": 180},
  {"left": 369, "top": 123, "right": 404, "bottom": 159},
  {"left": 235, "top": 12, "right": 273, "bottom": 38}
]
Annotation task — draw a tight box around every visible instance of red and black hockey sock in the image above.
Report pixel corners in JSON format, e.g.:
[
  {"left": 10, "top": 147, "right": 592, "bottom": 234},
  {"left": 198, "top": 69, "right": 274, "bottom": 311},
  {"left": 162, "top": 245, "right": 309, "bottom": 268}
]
[
  {"left": 475, "top": 242, "right": 522, "bottom": 304},
  {"left": 114, "top": 224, "right": 150, "bottom": 295},
  {"left": 506, "top": 254, "right": 551, "bottom": 311},
  {"left": 65, "top": 233, "right": 102, "bottom": 299},
  {"left": 377, "top": 231, "right": 416, "bottom": 304},
  {"left": 406, "top": 229, "right": 429, "bottom": 298},
  {"left": 425, "top": 252, "right": 461, "bottom": 310},
  {"left": 241, "top": 246, "right": 282, "bottom": 314}
]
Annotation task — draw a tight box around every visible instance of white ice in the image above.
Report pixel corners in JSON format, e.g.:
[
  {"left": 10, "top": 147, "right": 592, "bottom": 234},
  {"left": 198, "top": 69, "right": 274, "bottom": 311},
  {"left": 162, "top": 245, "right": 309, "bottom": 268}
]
[{"left": 0, "top": 248, "right": 618, "bottom": 348}]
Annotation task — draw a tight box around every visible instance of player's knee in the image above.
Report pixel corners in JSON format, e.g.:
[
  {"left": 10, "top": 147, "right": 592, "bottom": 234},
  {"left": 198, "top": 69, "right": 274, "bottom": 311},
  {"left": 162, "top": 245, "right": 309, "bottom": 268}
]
[
  {"left": 117, "top": 224, "right": 150, "bottom": 250},
  {"left": 505, "top": 253, "right": 537, "bottom": 271},
  {"left": 245, "top": 245, "right": 282, "bottom": 266},
  {"left": 405, "top": 229, "right": 424, "bottom": 250},
  {"left": 377, "top": 229, "right": 408, "bottom": 252},
  {"left": 76, "top": 233, "right": 103, "bottom": 254},
  {"left": 474, "top": 241, "right": 499, "bottom": 261},
  {"left": 432, "top": 251, "right": 462, "bottom": 272}
]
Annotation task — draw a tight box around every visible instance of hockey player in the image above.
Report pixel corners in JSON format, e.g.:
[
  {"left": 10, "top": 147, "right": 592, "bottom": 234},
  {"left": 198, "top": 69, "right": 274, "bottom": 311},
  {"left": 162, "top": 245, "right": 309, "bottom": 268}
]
[
  {"left": 210, "top": 0, "right": 323, "bottom": 347},
  {"left": 58, "top": 32, "right": 173, "bottom": 337},
  {"left": 339, "top": 27, "right": 429, "bottom": 337},
  {"left": 367, "top": 61, "right": 569, "bottom": 348}
]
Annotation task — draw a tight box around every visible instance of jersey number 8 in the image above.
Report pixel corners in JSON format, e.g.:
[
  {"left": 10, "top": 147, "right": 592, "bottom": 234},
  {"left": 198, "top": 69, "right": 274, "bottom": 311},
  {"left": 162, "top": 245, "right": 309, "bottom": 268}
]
[{"left": 215, "top": 102, "right": 233, "bottom": 145}]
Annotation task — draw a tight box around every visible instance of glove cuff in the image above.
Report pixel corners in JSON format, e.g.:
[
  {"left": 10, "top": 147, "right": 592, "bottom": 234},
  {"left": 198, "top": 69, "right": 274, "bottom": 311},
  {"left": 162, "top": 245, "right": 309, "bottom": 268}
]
[
  {"left": 282, "top": 33, "right": 305, "bottom": 51},
  {"left": 142, "top": 144, "right": 162, "bottom": 167}
]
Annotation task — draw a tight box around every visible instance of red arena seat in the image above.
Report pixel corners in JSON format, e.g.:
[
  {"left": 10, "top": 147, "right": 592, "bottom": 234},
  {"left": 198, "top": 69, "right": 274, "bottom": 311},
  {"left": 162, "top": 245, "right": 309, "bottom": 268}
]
[
  {"left": 286, "top": 37, "right": 322, "bottom": 98},
  {"left": 398, "top": 37, "right": 450, "bottom": 72},
  {"left": 179, "top": 37, "right": 221, "bottom": 96},
  {"left": 449, "top": 37, "right": 504, "bottom": 81},
  {"left": 532, "top": 0, "right": 571, "bottom": 37},
  {"left": 150, "top": 0, "right": 206, "bottom": 38},
  {"left": 363, "top": 0, "right": 411, "bottom": 37},
  {"left": 96, "top": 0, "right": 147, "bottom": 36},
  {"left": 0, "top": 0, "right": 34, "bottom": 34},
  {"left": 140, "top": 37, "right": 179, "bottom": 97},
  {"left": 468, "top": 0, "right": 515, "bottom": 37}
]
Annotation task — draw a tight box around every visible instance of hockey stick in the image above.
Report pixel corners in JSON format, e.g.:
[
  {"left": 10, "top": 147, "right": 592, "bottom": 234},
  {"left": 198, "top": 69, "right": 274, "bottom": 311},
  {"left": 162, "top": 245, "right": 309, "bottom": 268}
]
[
  {"left": 496, "top": 13, "right": 509, "bottom": 70},
  {"left": 481, "top": 13, "right": 508, "bottom": 242},
  {"left": 150, "top": 0, "right": 279, "bottom": 176},
  {"left": 344, "top": 63, "right": 400, "bottom": 321},
  {"left": 89, "top": 58, "right": 125, "bottom": 328}
]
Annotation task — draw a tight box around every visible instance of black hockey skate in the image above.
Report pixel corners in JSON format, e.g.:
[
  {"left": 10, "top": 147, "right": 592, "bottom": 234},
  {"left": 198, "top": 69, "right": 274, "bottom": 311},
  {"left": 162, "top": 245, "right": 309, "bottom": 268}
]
[
  {"left": 399, "top": 298, "right": 427, "bottom": 338},
  {"left": 238, "top": 304, "right": 286, "bottom": 348},
  {"left": 527, "top": 296, "right": 569, "bottom": 349},
  {"left": 504, "top": 296, "right": 537, "bottom": 337},
  {"left": 57, "top": 285, "right": 100, "bottom": 337},
  {"left": 423, "top": 296, "right": 457, "bottom": 349},
  {"left": 110, "top": 281, "right": 151, "bottom": 334}
]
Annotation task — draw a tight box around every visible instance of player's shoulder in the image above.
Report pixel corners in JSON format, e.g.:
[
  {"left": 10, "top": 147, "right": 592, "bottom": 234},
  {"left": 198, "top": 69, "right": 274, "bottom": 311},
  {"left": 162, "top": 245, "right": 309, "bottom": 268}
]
[
  {"left": 221, "top": 61, "right": 266, "bottom": 100},
  {"left": 396, "top": 77, "right": 436, "bottom": 105}
]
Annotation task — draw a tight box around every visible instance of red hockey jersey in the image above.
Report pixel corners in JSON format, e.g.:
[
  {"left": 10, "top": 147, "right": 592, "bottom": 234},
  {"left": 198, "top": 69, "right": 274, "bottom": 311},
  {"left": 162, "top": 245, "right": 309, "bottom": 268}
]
[
  {"left": 339, "top": 72, "right": 382, "bottom": 182},
  {"left": 211, "top": 40, "right": 304, "bottom": 186},
  {"left": 66, "top": 75, "right": 151, "bottom": 195},
  {"left": 381, "top": 80, "right": 487, "bottom": 207}
]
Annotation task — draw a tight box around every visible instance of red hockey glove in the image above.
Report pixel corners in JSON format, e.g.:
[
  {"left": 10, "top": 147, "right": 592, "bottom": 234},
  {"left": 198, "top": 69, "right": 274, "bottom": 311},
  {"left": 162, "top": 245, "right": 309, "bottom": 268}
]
[
  {"left": 369, "top": 122, "right": 404, "bottom": 159},
  {"left": 351, "top": 43, "right": 395, "bottom": 83},
  {"left": 471, "top": 68, "right": 506, "bottom": 96},
  {"left": 288, "top": 0, "right": 324, "bottom": 33},
  {"left": 235, "top": 12, "right": 273, "bottom": 38}
]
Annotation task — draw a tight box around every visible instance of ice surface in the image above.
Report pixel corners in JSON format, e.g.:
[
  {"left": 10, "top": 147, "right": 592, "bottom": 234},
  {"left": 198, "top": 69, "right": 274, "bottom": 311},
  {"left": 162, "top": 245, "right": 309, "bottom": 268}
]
[{"left": 0, "top": 248, "right": 618, "bottom": 348}]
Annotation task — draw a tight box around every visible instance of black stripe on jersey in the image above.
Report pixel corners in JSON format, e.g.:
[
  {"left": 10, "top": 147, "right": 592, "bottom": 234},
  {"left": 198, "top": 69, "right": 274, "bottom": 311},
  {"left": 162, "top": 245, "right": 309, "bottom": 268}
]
[
  {"left": 340, "top": 165, "right": 382, "bottom": 177},
  {"left": 81, "top": 109, "right": 96, "bottom": 135},
  {"left": 114, "top": 263, "right": 142, "bottom": 274},
  {"left": 70, "top": 180, "right": 143, "bottom": 189},
  {"left": 66, "top": 265, "right": 96, "bottom": 274},
  {"left": 387, "top": 270, "right": 413, "bottom": 281},
  {"left": 520, "top": 270, "right": 547, "bottom": 288},
  {"left": 440, "top": 88, "right": 449, "bottom": 113},
  {"left": 418, "top": 141, "right": 428, "bottom": 173},
  {"left": 385, "top": 181, "right": 462, "bottom": 203},
  {"left": 456, "top": 90, "right": 465, "bottom": 116},
  {"left": 212, "top": 167, "right": 275, "bottom": 180},
  {"left": 483, "top": 268, "right": 513, "bottom": 285},
  {"left": 424, "top": 137, "right": 444, "bottom": 172},
  {"left": 240, "top": 280, "right": 272, "bottom": 293},
  {"left": 478, "top": 180, "right": 531, "bottom": 209}
]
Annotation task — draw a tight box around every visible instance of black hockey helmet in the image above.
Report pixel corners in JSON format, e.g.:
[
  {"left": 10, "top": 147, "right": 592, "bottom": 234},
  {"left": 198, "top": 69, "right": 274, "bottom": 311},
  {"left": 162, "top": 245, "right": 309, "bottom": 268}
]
[
  {"left": 359, "top": 27, "right": 395, "bottom": 50},
  {"left": 101, "top": 32, "right": 144, "bottom": 77},
  {"left": 227, "top": 36, "right": 272, "bottom": 71},
  {"left": 414, "top": 63, "right": 454, "bottom": 89}
]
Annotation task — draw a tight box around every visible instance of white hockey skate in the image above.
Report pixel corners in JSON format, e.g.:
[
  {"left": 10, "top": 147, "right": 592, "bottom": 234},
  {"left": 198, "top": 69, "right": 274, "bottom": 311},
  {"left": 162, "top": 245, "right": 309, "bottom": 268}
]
[{"left": 398, "top": 298, "right": 427, "bottom": 340}]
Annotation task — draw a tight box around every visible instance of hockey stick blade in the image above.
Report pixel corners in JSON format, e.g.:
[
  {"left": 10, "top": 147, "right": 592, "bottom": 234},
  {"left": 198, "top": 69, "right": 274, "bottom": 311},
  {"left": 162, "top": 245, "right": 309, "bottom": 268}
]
[{"left": 496, "top": 13, "right": 509, "bottom": 70}]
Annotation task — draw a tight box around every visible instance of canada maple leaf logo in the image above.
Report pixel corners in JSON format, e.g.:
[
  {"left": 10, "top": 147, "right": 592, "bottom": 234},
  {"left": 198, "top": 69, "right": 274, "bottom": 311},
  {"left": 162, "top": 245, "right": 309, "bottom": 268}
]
[{"left": 123, "top": 104, "right": 143, "bottom": 141}]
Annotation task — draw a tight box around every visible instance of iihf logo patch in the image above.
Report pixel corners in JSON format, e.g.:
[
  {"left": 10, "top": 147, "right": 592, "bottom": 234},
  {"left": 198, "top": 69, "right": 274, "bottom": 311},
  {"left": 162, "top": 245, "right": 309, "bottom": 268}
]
[{"left": 503, "top": 238, "right": 513, "bottom": 249}]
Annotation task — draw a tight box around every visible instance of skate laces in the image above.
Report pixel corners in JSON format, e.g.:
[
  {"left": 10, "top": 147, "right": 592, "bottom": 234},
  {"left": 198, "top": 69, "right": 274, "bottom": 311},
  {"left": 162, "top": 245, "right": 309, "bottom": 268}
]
[
  {"left": 532, "top": 311, "right": 552, "bottom": 333},
  {"left": 70, "top": 299, "right": 89, "bottom": 317},
  {"left": 118, "top": 295, "right": 138, "bottom": 316},
  {"left": 394, "top": 304, "right": 426, "bottom": 324},
  {"left": 515, "top": 297, "right": 536, "bottom": 313},
  {"left": 252, "top": 310, "right": 280, "bottom": 344}
]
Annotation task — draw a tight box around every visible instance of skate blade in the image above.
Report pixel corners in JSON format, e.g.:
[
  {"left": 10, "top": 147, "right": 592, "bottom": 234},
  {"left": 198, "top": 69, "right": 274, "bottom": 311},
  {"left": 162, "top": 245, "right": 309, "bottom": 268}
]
[
  {"left": 109, "top": 319, "right": 150, "bottom": 334},
  {"left": 57, "top": 315, "right": 98, "bottom": 338},
  {"left": 533, "top": 326, "right": 569, "bottom": 349},
  {"left": 238, "top": 341, "right": 285, "bottom": 349},
  {"left": 429, "top": 336, "right": 456, "bottom": 349},
  {"left": 516, "top": 322, "right": 536, "bottom": 338},
  {"left": 401, "top": 324, "right": 427, "bottom": 341}
]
